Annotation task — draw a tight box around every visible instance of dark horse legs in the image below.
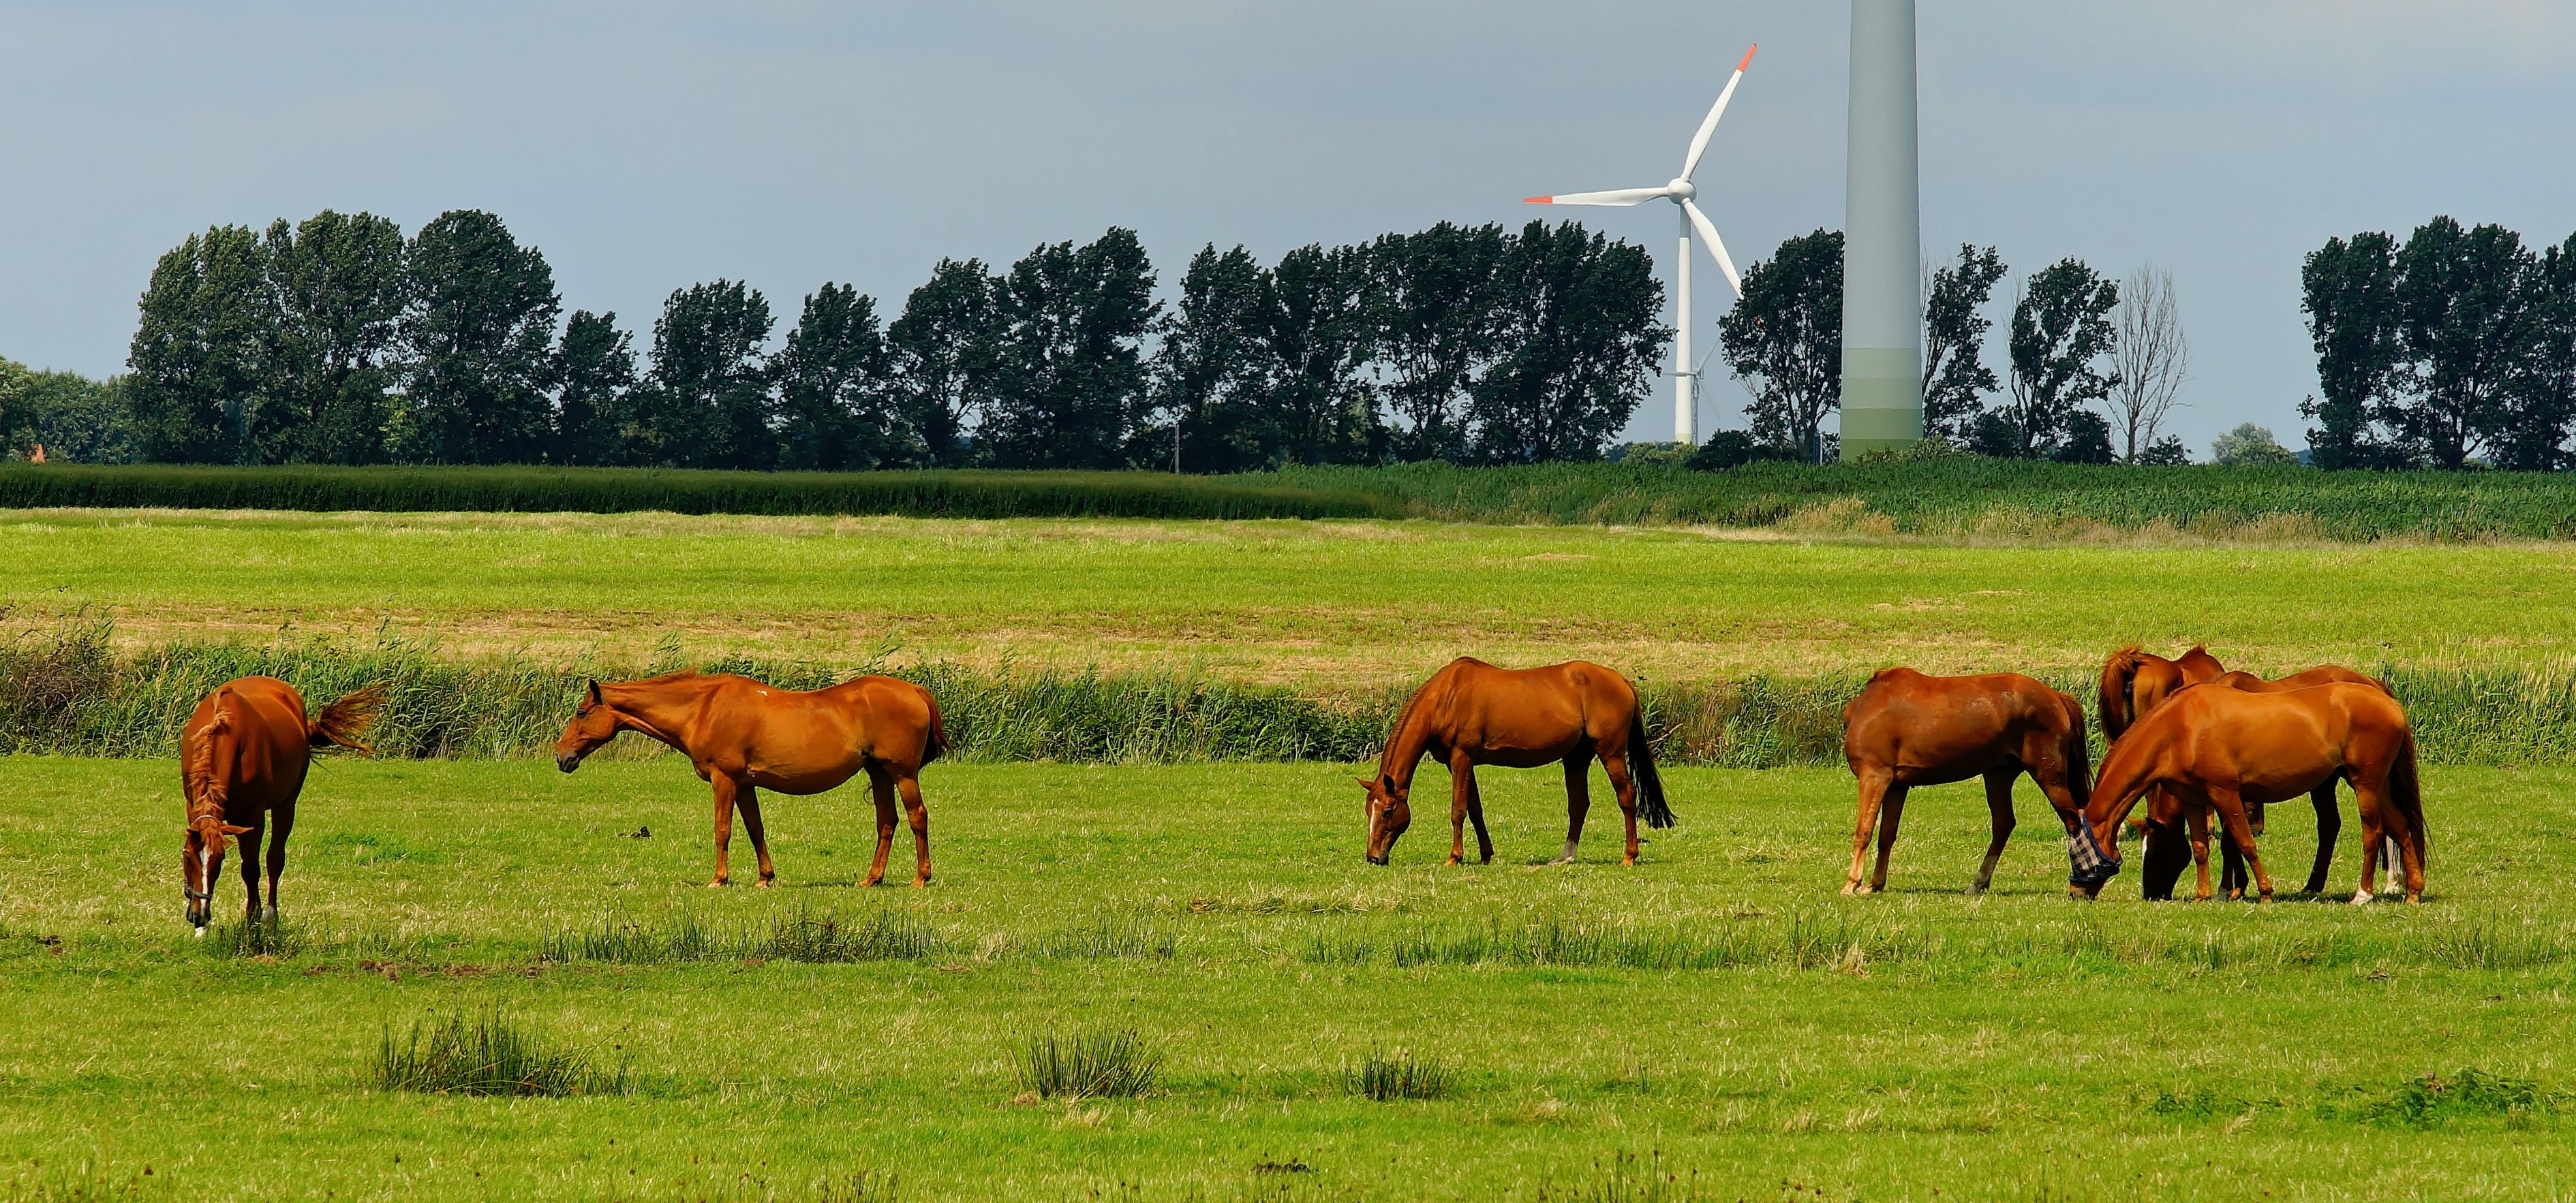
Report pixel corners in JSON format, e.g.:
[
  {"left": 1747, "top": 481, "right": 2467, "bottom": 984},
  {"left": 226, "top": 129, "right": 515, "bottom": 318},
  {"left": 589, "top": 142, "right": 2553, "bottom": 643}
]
[
  {"left": 1448, "top": 751, "right": 1492, "bottom": 866},
  {"left": 2220, "top": 785, "right": 2340, "bottom": 896},
  {"left": 265, "top": 799, "right": 294, "bottom": 914}
]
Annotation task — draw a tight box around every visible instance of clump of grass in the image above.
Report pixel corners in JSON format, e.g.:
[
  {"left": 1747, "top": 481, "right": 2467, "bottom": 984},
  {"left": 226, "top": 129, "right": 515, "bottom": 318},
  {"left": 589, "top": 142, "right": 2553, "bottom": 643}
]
[
  {"left": 1037, "top": 913, "right": 1176, "bottom": 960},
  {"left": 1343, "top": 1046, "right": 1452, "bottom": 1101},
  {"left": 371, "top": 1005, "right": 628, "bottom": 1097},
  {"left": 759, "top": 909, "right": 942, "bottom": 963},
  {"left": 2319, "top": 1068, "right": 2560, "bottom": 1128},
  {"left": 1020, "top": 1025, "right": 1162, "bottom": 1099},
  {"left": 200, "top": 915, "right": 304, "bottom": 959},
  {"left": 1528, "top": 1151, "right": 1705, "bottom": 1202}
]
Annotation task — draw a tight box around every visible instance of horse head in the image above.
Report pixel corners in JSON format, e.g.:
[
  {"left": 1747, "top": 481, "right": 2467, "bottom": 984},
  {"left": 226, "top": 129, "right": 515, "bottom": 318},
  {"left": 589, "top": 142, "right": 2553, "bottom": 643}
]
[
  {"left": 1356, "top": 772, "right": 1411, "bottom": 865},
  {"left": 555, "top": 681, "right": 621, "bottom": 772},
  {"left": 182, "top": 812, "right": 251, "bottom": 933}
]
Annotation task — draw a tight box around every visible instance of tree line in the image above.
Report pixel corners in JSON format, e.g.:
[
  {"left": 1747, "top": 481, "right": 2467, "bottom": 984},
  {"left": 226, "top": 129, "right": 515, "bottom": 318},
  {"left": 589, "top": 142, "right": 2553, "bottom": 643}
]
[
  {"left": 71, "top": 210, "right": 1669, "bottom": 470},
  {"left": 1710, "top": 232, "right": 2192, "bottom": 466},
  {"left": 2301, "top": 217, "right": 2576, "bottom": 469}
]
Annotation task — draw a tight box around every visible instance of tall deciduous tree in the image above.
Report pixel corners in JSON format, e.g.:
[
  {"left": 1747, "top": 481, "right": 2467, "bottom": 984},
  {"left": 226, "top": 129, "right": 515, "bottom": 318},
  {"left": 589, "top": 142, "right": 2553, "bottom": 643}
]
[
  {"left": 1256, "top": 243, "right": 1379, "bottom": 465},
  {"left": 1920, "top": 243, "right": 2004, "bottom": 446},
  {"left": 2387, "top": 217, "right": 2540, "bottom": 469},
  {"left": 1470, "top": 221, "right": 1668, "bottom": 464},
  {"left": 2299, "top": 231, "right": 2403, "bottom": 469},
  {"left": 551, "top": 310, "right": 637, "bottom": 466},
  {"left": 397, "top": 210, "right": 561, "bottom": 464},
  {"left": 2106, "top": 266, "right": 2190, "bottom": 462},
  {"left": 643, "top": 281, "right": 775, "bottom": 469},
  {"left": 1368, "top": 222, "right": 1505, "bottom": 462},
  {"left": 1718, "top": 230, "right": 1843, "bottom": 463},
  {"left": 982, "top": 229, "right": 1159, "bottom": 469},
  {"left": 889, "top": 258, "right": 1004, "bottom": 469},
  {"left": 126, "top": 225, "right": 273, "bottom": 463},
  {"left": 774, "top": 283, "right": 898, "bottom": 470},
  {"left": 2000, "top": 258, "right": 2120, "bottom": 459},
  {"left": 1146, "top": 245, "right": 1273, "bottom": 473},
  {"left": 258, "top": 211, "right": 408, "bottom": 465}
]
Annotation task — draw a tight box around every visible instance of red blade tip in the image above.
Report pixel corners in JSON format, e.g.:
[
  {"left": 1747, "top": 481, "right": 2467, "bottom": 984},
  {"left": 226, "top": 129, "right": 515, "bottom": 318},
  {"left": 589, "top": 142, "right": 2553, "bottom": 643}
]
[
  {"left": 1737, "top": 45, "right": 1758, "bottom": 72},
  {"left": 1522, "top": 196, "right": 1554, "bottom": 204}
]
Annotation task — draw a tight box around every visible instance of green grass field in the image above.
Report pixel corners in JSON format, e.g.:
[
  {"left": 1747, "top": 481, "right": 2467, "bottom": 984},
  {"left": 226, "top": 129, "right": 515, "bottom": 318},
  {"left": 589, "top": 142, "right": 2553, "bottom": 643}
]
[
  {"left": 6, "top": 755, "right": 2576, "bottom": 1201},
  {"left": 7, "top": 509, "right": 2576, "bottom": 687}
]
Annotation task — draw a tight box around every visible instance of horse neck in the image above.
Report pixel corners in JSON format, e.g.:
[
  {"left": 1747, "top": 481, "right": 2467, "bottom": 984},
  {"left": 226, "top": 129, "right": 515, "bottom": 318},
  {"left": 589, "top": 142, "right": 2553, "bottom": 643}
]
[
  {"left": 1376, "top": 697, "right": 1438, "bottom": 791},
  {"left": 604, "top": 678, "right": 714, "bottom": 754},
  {"left": 2084, "top": 727, "right": 2159, "bottom": 836}
]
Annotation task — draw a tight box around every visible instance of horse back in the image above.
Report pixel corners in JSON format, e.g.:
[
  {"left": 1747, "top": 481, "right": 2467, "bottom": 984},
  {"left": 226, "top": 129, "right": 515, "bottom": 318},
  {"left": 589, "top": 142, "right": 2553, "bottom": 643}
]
[
  {"left": 184, "top": 676, "right": 315, "bottom": 815},
  {"left": 1420, "top": 659, "right": 1629, "bottom": 753},
  {"left": 1845, "top": 669, "right": 2066, "bottom": 778}
]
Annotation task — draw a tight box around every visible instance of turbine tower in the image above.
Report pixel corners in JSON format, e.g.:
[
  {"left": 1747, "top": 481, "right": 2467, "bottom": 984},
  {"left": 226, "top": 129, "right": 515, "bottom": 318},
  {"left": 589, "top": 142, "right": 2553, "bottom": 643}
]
[
  {"left": 1525, "top": 46, "right": 1757, "bottom": 446},
  {"left": 1839, "top": 0, "right": 1922, "bottom": 457}
]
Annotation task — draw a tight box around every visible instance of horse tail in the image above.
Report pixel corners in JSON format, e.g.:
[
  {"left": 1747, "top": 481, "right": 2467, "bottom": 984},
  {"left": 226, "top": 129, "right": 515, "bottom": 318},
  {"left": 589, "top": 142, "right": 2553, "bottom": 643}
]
[
  {"left": 308, "top": 683, "right": 387, "bottom": 755},
  {"left": 2058, "top": 691, "right": 2092, "bottom": 812},
  {"left": 2097, "top": 647, "right": 2145, "bottom": 742},
  {"left": 919, "top": 685, "right": 950, "bottom": 767},
  {"left": 2390, "top": 725, "right": 2428, "bottom": 869},
  {"left": 1625, "top": 706, "right": 1674, "bottom": 830}
]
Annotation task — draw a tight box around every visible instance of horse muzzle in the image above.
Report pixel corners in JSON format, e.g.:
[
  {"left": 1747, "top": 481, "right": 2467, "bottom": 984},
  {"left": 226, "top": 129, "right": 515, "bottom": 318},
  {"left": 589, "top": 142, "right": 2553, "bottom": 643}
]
[
  {"left": 1366, "top": 853, "right": 1389, "bottom": 866},
  {"left": 556, "top": 753, "right": 581, "bottom": 773}
]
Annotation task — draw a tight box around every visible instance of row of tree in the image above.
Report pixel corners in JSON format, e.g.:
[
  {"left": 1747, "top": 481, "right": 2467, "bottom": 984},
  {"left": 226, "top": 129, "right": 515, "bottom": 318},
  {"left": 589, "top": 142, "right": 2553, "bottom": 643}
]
[
  {"left": 110, "top": 210, "right": 1670, "bottom": 469},
  {"left": 1714, "top": 232, "right": 2192, "bottom": 465},
  {"left": 2301, "top": 217, "right": 2576, "bottom": 469}
]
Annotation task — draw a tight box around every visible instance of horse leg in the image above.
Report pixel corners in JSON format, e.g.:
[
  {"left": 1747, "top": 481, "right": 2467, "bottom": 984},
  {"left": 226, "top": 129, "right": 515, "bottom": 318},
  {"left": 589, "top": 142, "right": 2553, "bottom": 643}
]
[
  {"left": 736, "top": 786, "right": 776, "bottom": 887},
  {"left": 266, "top": 800, "right": 295, "bottom": 916},
  {"left": 1555, "top": 755, "right": 1591, "bottom": 865},
  {"left": 2350, "top": 784, "right": 2387, "bottom": 905},
  {"left": 2217, "top": 798, "right": 2248, "bottom": 899},
  {"left": 2186, "top": 800, "right": 2215, "bottom": 901},
  {"left": 1972, "top": 769, "right": 2016, "bottom": 894},
  {"left": 1869, "top": 784, "right": 1910, "bottom": 894},
  {"left": 2209, "top": 787, "right": 2272, "bottom": 901},
  {"left": 1843, "top": 768, "right": 1895, "bottom": 895},
  {"left": 2352, "top": 772, "right": 2419, "bottom": 905},
  {"left": 862, "top": 766, "right": 897, "bottom": 888},
  {"left": 1445, "top": 753, "right": 1475, "bottom": 866},
  {"left": 897, "top": 772, "right": 932, "bottom": 887},
  {"left": 2305, "top": 783, "right": 2341, "bottom": 895},
  {"left": 708, "top": 774, "right": 739, "bottom": 888},
  {"left": 236, "top": 815, "right": 265, "bottom": 923},
  {"left": 1600, "top": 751, "right": 1641, "bottom": 867}
]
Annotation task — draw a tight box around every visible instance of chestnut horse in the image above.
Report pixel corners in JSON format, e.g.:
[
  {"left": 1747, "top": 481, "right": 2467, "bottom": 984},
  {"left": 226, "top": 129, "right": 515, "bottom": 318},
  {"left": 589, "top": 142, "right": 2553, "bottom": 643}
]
[
  {"left": 2173, "top": 666, "right": 2396, "bottom": 899},
  {"left": 179, "top": 676, "right": 384, "bottom": 933},
  {"left": 1358, "top": 659, "right": 1670, "bottom": 867},
  {"left": 2077, "top": 683, "right": 2427, "bottom": 904},
  {"left": 1841, "top": 668, "right": 2090, "bottom": 895},
  {"left": 555, "top": 672, "right": 947, "bottom": 887}
]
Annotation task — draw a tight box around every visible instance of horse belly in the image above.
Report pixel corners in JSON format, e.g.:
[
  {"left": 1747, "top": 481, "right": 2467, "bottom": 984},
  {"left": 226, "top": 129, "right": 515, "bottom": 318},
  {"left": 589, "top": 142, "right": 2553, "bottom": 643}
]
[{"left": 737, "top": 720, "right": 866, "bottom": 794}]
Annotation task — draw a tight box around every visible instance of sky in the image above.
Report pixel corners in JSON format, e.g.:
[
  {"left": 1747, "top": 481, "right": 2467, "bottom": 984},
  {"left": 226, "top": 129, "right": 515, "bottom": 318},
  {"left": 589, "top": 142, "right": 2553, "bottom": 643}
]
[{"left": 5, "top": 1, "right": 2573, "bottom": 454}]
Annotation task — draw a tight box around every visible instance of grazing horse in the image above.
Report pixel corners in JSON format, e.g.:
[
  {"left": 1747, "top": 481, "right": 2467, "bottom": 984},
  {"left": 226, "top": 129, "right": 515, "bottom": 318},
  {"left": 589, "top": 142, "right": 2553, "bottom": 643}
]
[
  {"left": 555, "top": 672, "right": 947, "bottom": 888},
  {"left": 1841, "top": 668, "right": 2090, "bottom": 895},
  {"left": 2097, "top": 645, "right": 2227, "bottom": 743},
  {"left": 1358, "top": 659, "right": 1671, "bottom": 867},
  {"left": 2171, "top": 666, "right": 2396, "bottom": 899},
  {"left": 179, "top": 677, "right": 384, "bottom": 933},
  {"left": 2077, "top": 683, "right": 2427, "bottom": 904}
]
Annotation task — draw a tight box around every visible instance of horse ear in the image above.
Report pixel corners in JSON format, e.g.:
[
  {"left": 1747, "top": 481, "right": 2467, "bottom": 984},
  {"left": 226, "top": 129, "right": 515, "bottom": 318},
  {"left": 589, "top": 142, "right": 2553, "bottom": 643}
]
[
  {"left": 219, "top": 823, "right": 253, "bottom": 837},
  {"left": 586, "top": 680, "right": 604, "bottom": 706},
  {"left": 1354, "top": 775, "right": 1374, "bottom": 789}
]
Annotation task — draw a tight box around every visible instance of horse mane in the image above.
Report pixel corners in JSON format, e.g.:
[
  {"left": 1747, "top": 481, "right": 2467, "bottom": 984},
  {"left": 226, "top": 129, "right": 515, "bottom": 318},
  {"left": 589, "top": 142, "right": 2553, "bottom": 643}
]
[
  {"left": 624, "top": 670, "right": 707, "bottom": 687},
  {"left": 185, "top": 687, "right": 234, "bottom": 819}
]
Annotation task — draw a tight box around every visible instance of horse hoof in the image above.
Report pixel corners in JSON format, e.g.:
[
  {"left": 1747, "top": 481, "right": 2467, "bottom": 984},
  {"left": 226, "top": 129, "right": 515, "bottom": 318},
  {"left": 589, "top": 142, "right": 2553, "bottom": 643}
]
[
  {"left": 192, "top": 926, "right": 206, "bottom": 939},
  {"left": 755, "top": 878, "right": 774, "bottom": 888},
  {"left": 910, "top": 878, "right": 931, "bottom": 889},
  {"left": 707, "top": 879, "right": 729, "bottom": 889},
  {"left": 2350, "top": 890, "right": 2374, "bottom": 906}
]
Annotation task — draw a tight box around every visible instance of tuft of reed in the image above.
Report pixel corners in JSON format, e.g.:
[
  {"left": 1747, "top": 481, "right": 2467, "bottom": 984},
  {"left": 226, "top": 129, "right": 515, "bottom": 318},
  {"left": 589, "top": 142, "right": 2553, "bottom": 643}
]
[
  {"left": 371, "top": 1005, "right": 628, "bottom": 1097},
  {"left": 540, "top": 906, "right": 941, "bottom": 965},
  {"left": 1020, "top": 1025, "right": 1163, "bottom": 1099},
  {"left": 1527, "top": 1151, "right": 1707, "bottom": 1203},
  {"left": 200, "top": 915, "right": 304, "bottom": 959},
  {"left": 1342, "top": 1046, "right": 1452, "bottom": 1102},
  {"left": 1034, "top": 913, "right": 1177, "bottom": 960},
  {"left": 2317, "top": 1068, "right": 2562, "bottom": 1129},
  {"left": 0, "top": 464, "right": 1390, "bottom": 522}
]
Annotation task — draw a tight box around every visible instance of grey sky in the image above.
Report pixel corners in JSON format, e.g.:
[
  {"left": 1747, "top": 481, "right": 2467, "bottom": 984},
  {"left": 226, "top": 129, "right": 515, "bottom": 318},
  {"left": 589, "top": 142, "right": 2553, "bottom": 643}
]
[{"left": 5, "top": 1, "right": 2572, "bottom": 454}]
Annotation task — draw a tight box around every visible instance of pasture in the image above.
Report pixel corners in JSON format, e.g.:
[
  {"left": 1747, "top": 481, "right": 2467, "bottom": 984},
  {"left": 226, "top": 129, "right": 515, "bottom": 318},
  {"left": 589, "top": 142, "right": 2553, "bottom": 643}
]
[
  {"left": 7, "top": 756, "right": 2576, "bottom": 1201},
  {"left": 7, "top": 509, "right": 2576, "bottom": 685}
]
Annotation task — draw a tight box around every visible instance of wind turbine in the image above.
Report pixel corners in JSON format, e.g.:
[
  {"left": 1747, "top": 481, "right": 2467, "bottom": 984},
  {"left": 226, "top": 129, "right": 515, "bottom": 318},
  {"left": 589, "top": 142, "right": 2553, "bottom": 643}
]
[{"left": 1525, "top": 45, "right": 1756, "bottom": 446}]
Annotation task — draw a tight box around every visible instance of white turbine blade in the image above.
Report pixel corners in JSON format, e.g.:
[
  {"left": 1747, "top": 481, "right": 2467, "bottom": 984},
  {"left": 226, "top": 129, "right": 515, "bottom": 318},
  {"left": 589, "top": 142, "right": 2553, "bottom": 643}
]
[
  {"left": 1523, "top": 186, "right": 1672, "bottom": 207},
  {"left": 1681, "top": 45, "right": 1758, "bottom": 181},
  {"left": 1682, "top": 198, "right": 1742, "bottom": 296}
]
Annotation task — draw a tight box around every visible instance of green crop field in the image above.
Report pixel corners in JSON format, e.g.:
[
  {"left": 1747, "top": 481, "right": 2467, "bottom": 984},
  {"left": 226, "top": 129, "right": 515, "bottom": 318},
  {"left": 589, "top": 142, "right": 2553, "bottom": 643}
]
[
  {"left": 6, "top": 508, "right": 2575, "bottom": 687},
  {"left": 5, "top": 756, "right": 2575, "bottom": 1201}
]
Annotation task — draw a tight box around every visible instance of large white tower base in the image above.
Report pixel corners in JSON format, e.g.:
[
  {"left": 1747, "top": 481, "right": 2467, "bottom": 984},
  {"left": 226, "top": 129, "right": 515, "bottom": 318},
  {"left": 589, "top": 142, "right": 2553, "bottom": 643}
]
[{"left": 1839, "top": 0, "right": 1924, "bottom": 458}]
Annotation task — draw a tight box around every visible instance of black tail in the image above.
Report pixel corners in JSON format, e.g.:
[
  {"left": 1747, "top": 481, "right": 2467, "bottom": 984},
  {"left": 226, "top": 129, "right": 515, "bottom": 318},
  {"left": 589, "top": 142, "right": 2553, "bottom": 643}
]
[
  {"left": 2391, "top": 728, "right": 2428, "bottom": 869},
  {"left": 919, "top": 685, "right": 949, "bottom": 766},
  {"left": 1627, "top": 708, "right": 1674, "bottom": 829}
]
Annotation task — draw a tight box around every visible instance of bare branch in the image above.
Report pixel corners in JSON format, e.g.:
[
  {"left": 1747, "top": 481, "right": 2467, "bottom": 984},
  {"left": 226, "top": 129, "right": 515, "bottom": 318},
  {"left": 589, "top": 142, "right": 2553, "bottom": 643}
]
[{"left": 2107, "top": 266, "right": 2190, "bottom": 461}]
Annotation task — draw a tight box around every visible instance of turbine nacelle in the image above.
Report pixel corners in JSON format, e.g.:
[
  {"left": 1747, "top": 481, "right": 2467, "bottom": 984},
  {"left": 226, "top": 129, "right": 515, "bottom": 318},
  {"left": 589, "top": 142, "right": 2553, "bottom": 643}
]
[{"left": 1666, "top": 179, "right": 1697, "bottom": 202}]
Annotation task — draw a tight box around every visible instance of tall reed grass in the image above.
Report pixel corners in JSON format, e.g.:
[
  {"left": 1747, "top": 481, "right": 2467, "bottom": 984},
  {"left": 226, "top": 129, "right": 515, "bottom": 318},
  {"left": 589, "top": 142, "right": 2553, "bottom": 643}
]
[
  {"left": 0, "top": 464, "right": 1388, "bottom": 521},
  {"left": 7, "top": 616, "right": 2575, "bottom": 767},
  {"left": 371, "top": 1005, "right": 629, "bottom": 1097}
]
